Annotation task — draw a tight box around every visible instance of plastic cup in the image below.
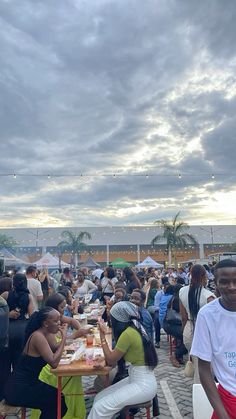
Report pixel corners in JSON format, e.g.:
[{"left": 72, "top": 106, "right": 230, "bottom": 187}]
[
  {"left": 85, "top": 348, "right": 94, "bottom": 365},
  {"left": 94, "top": 333, "right": 100, "bottom": 345},
  {"left": 86, "top": 334, "right": 94, "bottom": 347}
]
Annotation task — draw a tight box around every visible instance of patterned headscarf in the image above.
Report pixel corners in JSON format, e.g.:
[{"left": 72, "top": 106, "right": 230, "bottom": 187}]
[
  {"left": 110, "top": 301, "right": 150, "bottom": 341},
  {"left": 110, "top": 301, "right": 139, "bottom": 322}
]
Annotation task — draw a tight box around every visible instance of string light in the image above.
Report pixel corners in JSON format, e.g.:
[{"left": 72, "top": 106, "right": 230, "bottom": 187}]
[{"left": 1, "top": 171, "right": 232, "bottom": 179}]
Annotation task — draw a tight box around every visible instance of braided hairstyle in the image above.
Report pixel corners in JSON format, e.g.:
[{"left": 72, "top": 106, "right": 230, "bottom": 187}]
[
  {"left": 24, "top": 306, "right": 55, "bottom": 344},
  {"left": 188, "top": 264, "right": 207, "bottom": 320},
  {"left": 11, "top": 274, "right": 29, "bottom": 315}
]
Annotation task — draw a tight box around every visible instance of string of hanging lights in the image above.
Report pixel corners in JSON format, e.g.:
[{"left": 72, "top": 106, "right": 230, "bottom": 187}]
[{"left": 0, "top": 172, "right": 230, "bottom": 179}]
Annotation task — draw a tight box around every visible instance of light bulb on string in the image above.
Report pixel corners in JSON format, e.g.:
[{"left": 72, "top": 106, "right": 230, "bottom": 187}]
[
  {"left": 211, "top": 174, "right": 215, "bottom": 179},
  {"left": 13, "top": 174, "right": 16, "bottom": 179},
  {"left": 178, "top": 173, "right": 182, "bottom": 179}
]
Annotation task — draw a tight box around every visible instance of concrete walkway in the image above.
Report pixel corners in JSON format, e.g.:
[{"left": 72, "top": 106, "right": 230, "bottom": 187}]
[{"left": 154, "top": 333, "right": 193, "bottom": 418}]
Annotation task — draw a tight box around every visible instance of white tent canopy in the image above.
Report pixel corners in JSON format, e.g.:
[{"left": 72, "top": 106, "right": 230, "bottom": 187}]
[
  {"left": 0, "top": 248, "right": 29, "bottom": 266},
  {"left": 136, "top": 256, "right": 164, "bottom": 268},
  {"left": 34, "top": 252, "right": 70, "bottom": 269}
]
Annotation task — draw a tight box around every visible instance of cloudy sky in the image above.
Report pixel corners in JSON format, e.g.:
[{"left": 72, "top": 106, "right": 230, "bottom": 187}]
[{"left": 1, "top": 0, "right": 236, "bottom": 228}]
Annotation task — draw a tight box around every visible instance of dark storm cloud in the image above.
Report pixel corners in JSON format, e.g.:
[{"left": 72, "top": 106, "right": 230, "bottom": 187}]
[{"left": 0, "top": 0, "right": 236, "bottom": 226}]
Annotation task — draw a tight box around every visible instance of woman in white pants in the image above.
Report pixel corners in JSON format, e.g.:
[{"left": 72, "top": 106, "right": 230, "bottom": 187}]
[{"left": 88, "top": 301, "right": 158, "bottom": 419}]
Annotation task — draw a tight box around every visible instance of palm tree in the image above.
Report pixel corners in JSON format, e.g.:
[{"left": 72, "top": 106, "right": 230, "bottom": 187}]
[
  {"left": 0, "top": 233, "right": 18, "bottom": 251},
  {"left": 151, "top": 212, "right": 198, "bottom": 267},
  {"left": 55, "top": 242, "right": 67, "bottom": 270},
  {"left": 57, "top": 230, "right": 91, "bottom": 267}
]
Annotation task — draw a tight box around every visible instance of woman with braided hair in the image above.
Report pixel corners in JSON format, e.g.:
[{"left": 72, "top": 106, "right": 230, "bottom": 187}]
[
  {"left": 4, "top": 307, "right": 68, "bottom": 419},
  {"left": 88, "top": 301, "right": 158, "bottom": 419},
  {"left": 179, "top": 264, "right": 215, "bottom": 382}
]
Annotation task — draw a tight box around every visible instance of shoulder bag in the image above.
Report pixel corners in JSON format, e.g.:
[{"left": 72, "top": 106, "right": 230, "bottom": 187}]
[{"left": 165, "top": 298, "right": 182, "bottom": 325}]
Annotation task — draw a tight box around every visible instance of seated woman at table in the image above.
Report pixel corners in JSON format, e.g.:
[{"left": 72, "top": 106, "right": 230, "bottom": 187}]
[
  {"left": 102, "top": 287, "right": 128, "bottom": 325},
  {"left": 31, "top": 292, "right": 90, "bottom": 419},
  {"left": 45, "top": 292, "right": 90, "bottom": 337},
  {"left": 73, "top": 272, "right": 98, "bottom": 299},
  {"left": 88, "top": 301, "right": 158, "bottom": 419},
  {"left": 4, "top": 307, "right": 68, "bottom": 419},
  {"left": 58, "top": 285, "right": 81, "bottom": 317},
  {"left": 58, "top": 286, "right": 74, "bottom": 317}
]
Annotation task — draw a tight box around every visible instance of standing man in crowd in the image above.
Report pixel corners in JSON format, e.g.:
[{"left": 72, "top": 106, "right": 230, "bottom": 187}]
[
  {"left": 191, "top": 259, "right": 236, "bottom": 418},
  {"left": 26, "top": 265, "right": 43, "bottom": 311}
]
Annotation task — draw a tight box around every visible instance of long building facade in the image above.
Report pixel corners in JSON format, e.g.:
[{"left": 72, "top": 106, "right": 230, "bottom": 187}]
[{"left": 1, "top": 225, "right": 235, "bottom": 266}]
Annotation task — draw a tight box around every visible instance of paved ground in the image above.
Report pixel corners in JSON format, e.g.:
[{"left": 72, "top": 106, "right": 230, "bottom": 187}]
[
  {"left": 154, "top": 333, "right": 193, "bottom": 418},
  {"left": 84, "top": 332, "right": 194, "bottom": 418}
]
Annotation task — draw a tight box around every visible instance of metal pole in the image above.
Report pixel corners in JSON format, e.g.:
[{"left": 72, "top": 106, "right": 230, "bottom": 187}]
[
  {"left": 210, "top": 227, "right": 214, "bottom": 251},
  {"left": 137, "top": 244, "right": 140, "bottom": 264},
  {"left": 36, "top": 229, "right": 39, "bottom": 248},
  {"left": 106, "top": 244, "right": 109, "bottom": 265}
]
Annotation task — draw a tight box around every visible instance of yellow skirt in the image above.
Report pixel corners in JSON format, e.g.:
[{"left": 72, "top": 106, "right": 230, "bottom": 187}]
[{"left": 30, "top": 364, "right": 86, "bottom": 419}]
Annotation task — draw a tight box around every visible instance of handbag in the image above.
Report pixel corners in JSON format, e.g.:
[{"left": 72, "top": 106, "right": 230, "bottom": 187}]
[
  {"left": 184, "top": 357, "right": 194, "bottom": 378},
  {"left": 165, "top": 298, "right": 182, "bottom": 325}
]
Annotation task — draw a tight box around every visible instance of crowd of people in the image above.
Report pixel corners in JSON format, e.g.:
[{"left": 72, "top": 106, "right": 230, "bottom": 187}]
[{"left": 0, "top": 258, "right": 235, "bottom": 419}]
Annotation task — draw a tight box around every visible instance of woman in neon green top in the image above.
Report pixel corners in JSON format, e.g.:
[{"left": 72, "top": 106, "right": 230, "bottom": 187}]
[
  {"left": 88, "top": 301, "right": 158, "bottom": 419},
  {"left": 31, "top": 293, "right": 91, "bottom": 419}
]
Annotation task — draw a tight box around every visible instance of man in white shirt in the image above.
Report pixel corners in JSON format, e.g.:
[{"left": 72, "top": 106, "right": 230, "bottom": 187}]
[
  {"left": 26, "top": 265, "right": 43, "bottom": 311},
  {"left": 191, "top": 259, "right": 236, "bottom": 418}
]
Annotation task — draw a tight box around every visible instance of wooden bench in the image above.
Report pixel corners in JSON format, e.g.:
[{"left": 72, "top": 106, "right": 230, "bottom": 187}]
[{"left": 0, "top": 400, "right": 26, "bottom": 419}]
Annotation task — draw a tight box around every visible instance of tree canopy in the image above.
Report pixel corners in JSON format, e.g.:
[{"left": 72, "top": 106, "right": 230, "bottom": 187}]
[
  {"left": 57, "top": 230, "right": 91, "bottom": 266},
  {"left": 151, "top": 212, "right": 198, "bottom": 266},
  {"left": 0, "top": 233, "right": 18, "bottom": 251}
]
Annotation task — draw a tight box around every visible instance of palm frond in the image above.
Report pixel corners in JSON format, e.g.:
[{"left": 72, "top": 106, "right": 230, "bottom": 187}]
[
  {"left": 180, "top": 233, "right": 198, "bottom": 245},
  {"left": 172, "top": 212, "right": 181, "bottom": 225},
  {"left": 151, "top": 235, "right": 162, "bottom": 245},
  {"left": 61, "top": 231, "right": 75, "bottom": 241},
  {"left": 151, "top": 212, "right": 199, "bottom": 266},
  {"left": 78, "top": 231, "right": 92, "bottom": 240},
  {"left": 174, "top": 222, "right": 188, "bottom": 233}
]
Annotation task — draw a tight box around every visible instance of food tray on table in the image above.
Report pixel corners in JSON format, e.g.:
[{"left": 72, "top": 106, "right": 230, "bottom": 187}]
[{"left": 59, "top": 343, "right": 86, "bottom": 365}]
